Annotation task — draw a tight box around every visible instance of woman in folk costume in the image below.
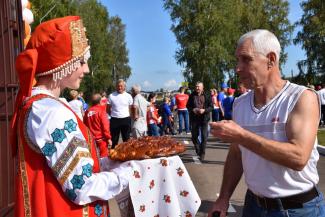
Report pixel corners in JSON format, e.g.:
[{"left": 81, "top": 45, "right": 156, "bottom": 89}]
[{"left": 11, "top": 16, "right": 130, "bottom": 217}]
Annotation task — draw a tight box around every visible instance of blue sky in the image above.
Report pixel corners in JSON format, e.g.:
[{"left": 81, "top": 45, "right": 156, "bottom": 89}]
[{"left": 101, "top": 0, "right": 305, "bottom": 91}]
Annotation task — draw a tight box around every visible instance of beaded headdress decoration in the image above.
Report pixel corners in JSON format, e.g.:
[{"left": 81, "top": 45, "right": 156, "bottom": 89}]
[{"left": 36, "top": 19, "right": 90, "bottom": 82}]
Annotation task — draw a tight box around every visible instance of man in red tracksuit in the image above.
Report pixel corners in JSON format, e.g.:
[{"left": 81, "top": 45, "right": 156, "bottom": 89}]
[{"left": 84, "top": 93, "right": 112, "bottom": 158}]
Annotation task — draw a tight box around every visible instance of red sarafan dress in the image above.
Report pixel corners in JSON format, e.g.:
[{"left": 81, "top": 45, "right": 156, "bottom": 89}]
[{"left": 15, "top": 93, "right": 109, "bottom": 217}]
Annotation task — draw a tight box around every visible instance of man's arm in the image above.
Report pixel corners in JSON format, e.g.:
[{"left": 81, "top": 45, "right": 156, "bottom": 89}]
[
  {"left": 100, "top": 110, "right": 111, "bottom": 140},
  {"left": 106, "top": 104, "right": 111, "bottom": 115},
  {"left": 201, "top": 93, "right": 213, "bottom": 114},
  {"left": 217, "top": 94, "right": 225, "bottom": 117},
  {"left": 186, "top": 94, "right": 194, "bottom": 111},
  {"left": 210, "top": 89, "right": 319, "bottom": 170},
  {"left": 208, "top": 144, "right": 243, "bottom": 217}
]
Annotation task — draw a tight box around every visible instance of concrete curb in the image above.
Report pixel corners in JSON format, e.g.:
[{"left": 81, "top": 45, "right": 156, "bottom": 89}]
[{"left": 317, "top": 145, "right": 325, "bottom": 156}]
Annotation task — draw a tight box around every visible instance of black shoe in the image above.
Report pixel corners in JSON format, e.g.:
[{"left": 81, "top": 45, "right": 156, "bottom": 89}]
[{"left": 199, "top": 153, "right": 205, "bottom": 161}]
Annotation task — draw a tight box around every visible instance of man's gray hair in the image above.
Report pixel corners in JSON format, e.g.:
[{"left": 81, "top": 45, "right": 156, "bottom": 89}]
[
  {"left": 237, "top": 29, "right": 281, "bottom": 63},
  {"left": 116, "top": 79, "right": 126, "bottom": 86},
  {"left": 132, "top": 84, "right": 141, "bottom": 93},
  {"left": 196, "top": 81, "right": 203, "bottom": 87}
]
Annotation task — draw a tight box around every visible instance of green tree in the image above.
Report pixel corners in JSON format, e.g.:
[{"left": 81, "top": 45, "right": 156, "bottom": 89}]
[
  {"left": 77, "top": 0, "right": 112, "bottom": 98},
  {"left": 294, "top": 0, "right": 325, "bottom": 83},
  {"left": 106, "top": 16, "right": 131, "bottom": 91},
  {"left": 29, "top": 0, "right": 131, "bottom": 100},
  {"left": 164, "top": 0, "right": 293, "bottom": 89},
  {"left": 30, "top": 0, "right": 78, "bottom": 28},
  {"left": 240, "top": 0, "right": 293, "bottom": 67}
]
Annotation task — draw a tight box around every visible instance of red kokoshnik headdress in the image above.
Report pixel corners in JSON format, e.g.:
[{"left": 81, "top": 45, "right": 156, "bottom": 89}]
[{"left": 11, "top": 16, "right": 90, "bottom": 155}]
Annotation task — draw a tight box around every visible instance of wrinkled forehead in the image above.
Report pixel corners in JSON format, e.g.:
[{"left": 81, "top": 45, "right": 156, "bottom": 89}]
[
  {"left": 235, "top": 39, "right": 254, "bottom": 57},
  {"left": 117, "top": 82, "right": 125, "bottom": 87}
]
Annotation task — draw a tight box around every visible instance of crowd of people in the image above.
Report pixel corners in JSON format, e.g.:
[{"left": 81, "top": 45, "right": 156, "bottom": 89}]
[
  {"left": 67, "top": 77, "right": 250, "bottom": 162},
  {"left": 11, "top": 15, "right": 325, "bottom": 217}
]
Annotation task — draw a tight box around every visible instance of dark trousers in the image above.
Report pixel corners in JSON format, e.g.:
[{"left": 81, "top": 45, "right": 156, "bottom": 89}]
[
  {"left": 110, "top": 117, "right": 131, "bottom": 148},
  {"left": 148, "top": 123, "right": 160, "bottom": 136},
  {"left": 242, "top": 188, "right": 325, "bottom": 217},
  {"left": 191, "top": 119, "right": 208, "bottom": 156},
  {"left": 212, "top": 108, "right": 220, "bottom": 122},
  {"left": 178, "top": 110, "right": 189, "bottom": 133},
  {"left": 162, "top": 115, "right": 175, "bottom": 135},
  {"left": 321, "top": 105, "right": 325, "bottom": 125}
]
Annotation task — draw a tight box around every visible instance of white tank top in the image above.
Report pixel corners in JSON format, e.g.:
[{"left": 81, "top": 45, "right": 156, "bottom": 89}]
[{"left": 233, "top": 81, "right": 319, "bottom": 198}]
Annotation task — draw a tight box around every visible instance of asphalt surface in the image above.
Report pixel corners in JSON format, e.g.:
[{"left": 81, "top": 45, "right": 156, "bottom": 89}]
[{"left": 109, "top": 133, "right": 325, "bottom": 217}]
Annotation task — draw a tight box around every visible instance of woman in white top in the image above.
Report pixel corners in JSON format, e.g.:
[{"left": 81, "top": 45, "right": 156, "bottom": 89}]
[{"left": 69, "top": 89, "right": 84, "bottom": 120}]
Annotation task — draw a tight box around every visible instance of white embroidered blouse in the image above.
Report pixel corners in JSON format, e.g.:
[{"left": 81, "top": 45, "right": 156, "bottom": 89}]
[{"left": 25, "top": 88, "right": 129, "bottom": 205}]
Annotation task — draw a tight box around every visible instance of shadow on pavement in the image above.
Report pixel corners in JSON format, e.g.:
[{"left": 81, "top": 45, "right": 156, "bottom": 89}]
[
  {"left": 180, "top": 154, "right": 225, "bottom": 165},
  {"left": 200, "top": 159, "right": 225, "bottom": 165},
  {"left": 205, "top": 144, "right": 230, "bottom": 150},
  {"left": 198, "top": 200, "right": 243, "bottom": 217}
]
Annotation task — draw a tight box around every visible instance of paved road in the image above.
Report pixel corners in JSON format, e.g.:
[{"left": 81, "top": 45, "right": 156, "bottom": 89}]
[{"left": 109, "top": 134, "right": 325, "bottom": 217}]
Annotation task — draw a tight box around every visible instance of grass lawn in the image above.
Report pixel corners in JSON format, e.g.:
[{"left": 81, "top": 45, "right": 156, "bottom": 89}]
[{"left": 318, "top": 130, "right": 325, "bottom": 146}]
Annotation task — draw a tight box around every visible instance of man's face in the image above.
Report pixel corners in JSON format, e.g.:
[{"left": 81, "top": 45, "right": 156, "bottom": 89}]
[
  {"left": 131, "top": 89, "right": 137, "bottom": 97},
  {"left": 62, "top": 63, "right": 89, "bottom": 89},
  {"left": 116, "top": 82, "right": 125, "bottom": 93},
  {"left": 238, "top": 83, "right": 247, "bottom": 94},
  {"left": 195, "top": 83, "right": 203, "bottom": 93},
  {"left": 235, "top": 39, "right": 269, "bottom": 89}
]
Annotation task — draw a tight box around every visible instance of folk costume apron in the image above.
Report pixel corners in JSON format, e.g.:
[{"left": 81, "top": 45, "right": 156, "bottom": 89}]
[{"left": 15, "top": 94, "right": 109, "bottom": 217}]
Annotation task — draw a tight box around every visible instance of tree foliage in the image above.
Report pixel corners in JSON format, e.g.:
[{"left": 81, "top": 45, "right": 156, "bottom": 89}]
[
  {"left": 294, "top": 0, "right": 325, "bottom": 83},
  {"left": 29, "top": 0, "right": 131, "bottom": 99},
  {"left": 107, "top": 16, "right": 131, "bottom": 89},
  {"left": 164, "top": 0, "right": 293, "bottom": 89}
]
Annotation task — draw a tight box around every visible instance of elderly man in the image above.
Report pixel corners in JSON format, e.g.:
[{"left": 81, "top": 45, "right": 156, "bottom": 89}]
[
  {"left": 208, "top": 29, "right": 324, "bottom": 217},
  {"left": 187, "top": 82, "right": 213, "bottom": 160},
  {"left": 130, "top": 84, "right": 150, "bottom": 138},
  {"left": 11, "top": 16, "right": 129, "bottom": 217},
  {"left": 107, "top": 79, "right": 133, "bottom": 148}
]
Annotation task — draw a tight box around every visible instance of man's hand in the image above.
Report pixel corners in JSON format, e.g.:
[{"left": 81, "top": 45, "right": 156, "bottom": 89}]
[
  {"left": 209, "top": 120, "right": 245, "bottom": 143},
  {"left": 199, "top": 108, "right": 205, "bottom": 114},
  {"left": 193, "top": 108, "right": 199, "bottom": 114},
  {"left": 108, "top": 139, "right": 112, "bottom": 149},
  {"left": 208, "top": 198, "right": 229, "bottom": 217}
]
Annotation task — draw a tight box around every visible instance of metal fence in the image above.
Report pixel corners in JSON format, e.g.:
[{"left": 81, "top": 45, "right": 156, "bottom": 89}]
[{"left": 0, "top": 0, "right": 23, "bottom": 216}]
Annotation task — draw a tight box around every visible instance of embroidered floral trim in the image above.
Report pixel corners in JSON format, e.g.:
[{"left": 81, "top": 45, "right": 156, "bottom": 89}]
[
  {"left": 23, "top": 102, "right": 42, "bottom": 154},
  {"left": 64, "top": 119, "right": 77, "bottom": 133},
  {"left": 70, "top": 20, "right": 89, "bottom": 57},
  {"left": 82, "top": 163, "right": 93, "bottom": 177},
  {"left": 86, "top": 129, "right": 93, "bottom": 152},
  {"left": 18, "top": 137, "right": 32, "bottom": 217},
  {"left": 62, "top": 157, "right": 93, "bottom": 202},
  {"left": 65, "top": 188, "right": 77, "bottom": 201},
  {"left": 71, "top": 174, "right": 85, "bottom": 189},
  {"left": 95, "top": 204, "right": 103, "bottom": 216},
  {"left": 41, "top": 142, "right": 57, "bottom": 157},
  {"left": 52, "top": 136, "right": 89, "bottom": 178},
  {"left": 59, "top": 151, "right": 91, "bottom": 185},
  {"left": 51, "top": 128, "right": 66, "bottom": 143},
  {"left": 36, "top": 47, "right": 90, "bottom": 82},
  {"left": 83, "top": 205, "right": 89, "bottom": 217}
]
